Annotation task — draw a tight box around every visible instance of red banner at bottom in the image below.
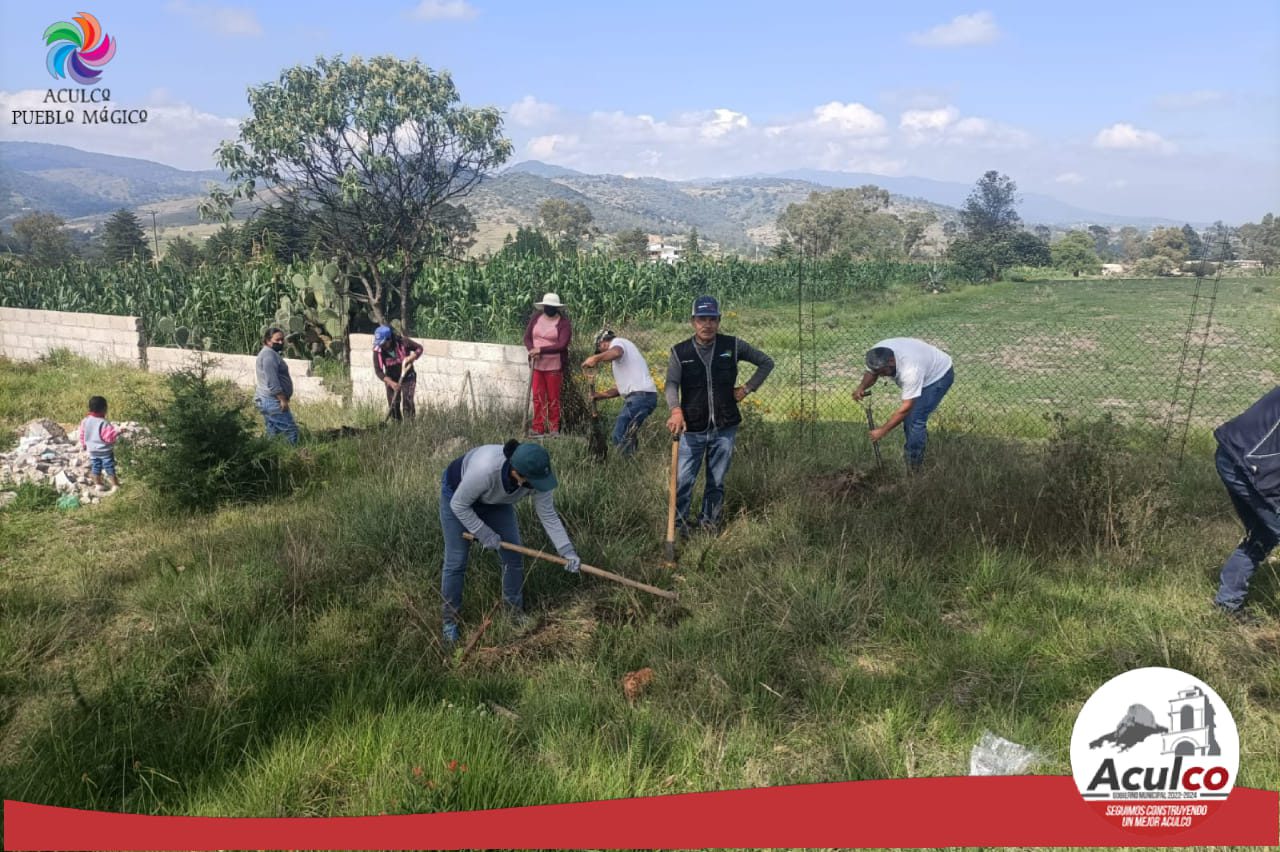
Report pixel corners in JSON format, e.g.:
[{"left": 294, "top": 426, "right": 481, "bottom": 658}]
[{"left": 5, "top": 777, "right": 1278, "bottom": 850}]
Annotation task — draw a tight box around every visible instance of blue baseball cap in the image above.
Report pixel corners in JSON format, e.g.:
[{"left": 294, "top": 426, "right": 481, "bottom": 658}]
[
  {"left": 692, "top": 295, "right": 720, "bottom": 318},
  {"left": 373, "top": 325, "right": 393, "bottom": 347},
  {"left": 510, "top": 443, "right": 558, "bottom": 492}
]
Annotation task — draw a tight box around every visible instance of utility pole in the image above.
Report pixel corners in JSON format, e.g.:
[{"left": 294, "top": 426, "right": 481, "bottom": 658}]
[{"left": 145, "top": 210, "right": 160, "bottom": 267}]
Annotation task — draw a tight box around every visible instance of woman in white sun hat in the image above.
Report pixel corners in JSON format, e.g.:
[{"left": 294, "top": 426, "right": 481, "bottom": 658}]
[{"left": 522, "top": 292, "right": 573, "bottom": 436}]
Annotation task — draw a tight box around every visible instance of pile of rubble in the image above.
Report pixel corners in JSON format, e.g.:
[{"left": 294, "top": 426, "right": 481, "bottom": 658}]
[{"left": 1, "top": 418, "right": 150, "bottom": 506}]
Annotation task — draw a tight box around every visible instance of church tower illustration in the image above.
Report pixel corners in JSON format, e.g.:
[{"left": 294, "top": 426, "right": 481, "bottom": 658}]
[{"left": 1161, "top": 686, "right": 1220, "bottom": 756}]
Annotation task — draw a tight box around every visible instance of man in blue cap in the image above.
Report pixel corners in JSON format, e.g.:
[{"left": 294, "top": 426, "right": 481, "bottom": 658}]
[
  {"left": 438, "top": 438, "right": 582, "bottom": 643},
  {"left": 665, "top": 295, "right": 774, "bottom": 535},
  {"left": 373, "top": 324, "right": 423, "bottom": 421}
]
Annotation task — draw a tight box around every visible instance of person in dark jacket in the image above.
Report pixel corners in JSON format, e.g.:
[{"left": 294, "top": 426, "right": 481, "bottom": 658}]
[
  {"left": 664, "top": 295, "right": 774, "bottom": 535},
  {"left": 373, "top": 324, "right": 424, "bottom": 421},
  {"left": 1213, "top": 385, "right": 1280, "bottom": 623},
  {"left": 439, "top": 439, "right": 582, "bottom": 643},
  {"left": 523, "top": 292, "right": 573, "bottom": 436}
]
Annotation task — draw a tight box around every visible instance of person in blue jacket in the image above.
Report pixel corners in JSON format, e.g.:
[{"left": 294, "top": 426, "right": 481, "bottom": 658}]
[{"left": 1213, "top": 386, "right": 1280, "bottom": 623}]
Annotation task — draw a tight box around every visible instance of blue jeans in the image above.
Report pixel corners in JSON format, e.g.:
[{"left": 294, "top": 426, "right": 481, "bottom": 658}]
[
  {"left": 255, "top": 397, "right": 298, "bottom": 445},
  {"left": 90, "top": 453, "right": 117, "bottom": 477},
  {"left": 612, "top": 392, "right": 657, "bottom": 455},
  {"left": 1214, "top": 444, "right": 1279, "bottom": 612},
  {"left": 676, "top": 424, "right": 738, "bottom": 529},
  {"left": 903, "top": 368, "right": 954, "bottom": 467},
  {"left": 440, "top": 473, "right": 524, "bottom": 627}
]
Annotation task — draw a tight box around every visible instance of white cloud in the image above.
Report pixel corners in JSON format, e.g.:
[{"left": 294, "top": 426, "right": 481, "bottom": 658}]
[
  {"left": 1109, "top": 179, "right": 1129, "bottom": 189},
  {"left": 166, "top": 0, "right": 263, "bottom": 37},
  {"left": 899, "top": 106, "right": 1030, "bottom": 148},
  {"left": 1154, "top": 89, "right": 1232, "bottom": 110},
  {"left": 811, "top": 101, "right": 886, "bottom": 135},
  {"left": 410, "top": 0, "right": 478, "bottom": 20},
  {"left": 698, "top": 108, "right": 749, "bottom": 141},
  {"left": 507, "top": 96, "right": 558, "bottom": 128},
  {"left": 909, "top": 11, "right": 1000, "bottom": 47},
  {"left": 0, "top": 89, "right": 240, "bottom": 171},
  {"left": 526, "top": 133, "right": 578, "bottom": 160},
  {"left": 900, "top": 106, "right": 959, "bottom": 135},
  {"left": 505, "top": 101, "right": 901, "bottom": 179},
  {"left": 1054, "top": 171, "right": 1084, "bottom": 184},
  {"left": 1093, "top": 122, "right": 1174, "bottom": 153}
]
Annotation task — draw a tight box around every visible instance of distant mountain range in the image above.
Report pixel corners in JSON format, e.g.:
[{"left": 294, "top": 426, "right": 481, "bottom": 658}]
[
  {"left": 0, "top": 142, "right": 1186, "bottom": 251},
  {"left": 0, "top": 142, "right": 224, "bottom": 221}
]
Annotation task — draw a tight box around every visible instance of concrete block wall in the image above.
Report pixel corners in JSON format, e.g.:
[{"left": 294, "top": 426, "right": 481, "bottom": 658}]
[
  {"left": 145, "top": 347, "right": 340, "bottom": 404},
  {"left": 351, "top": 334, "right": 530, "bottom": 414},
  {"left": 0, "top": 307, "right": 144, "bottom": 365}
]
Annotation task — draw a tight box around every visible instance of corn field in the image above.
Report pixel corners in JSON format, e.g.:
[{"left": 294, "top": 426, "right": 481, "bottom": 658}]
[
  {"left": 0, "top": 258, "right": 290, "bottom": 354},
  {"left": 413, "top": 255, "right": 927, "bottom": 341},
  {"left": 0, "top": 255, "right": 933, "bottom": 354}
]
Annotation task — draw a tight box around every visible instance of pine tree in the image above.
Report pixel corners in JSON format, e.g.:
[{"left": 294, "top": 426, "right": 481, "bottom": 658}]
[{"left": 101, "top": 209, "right": 152, "bottom": 263}]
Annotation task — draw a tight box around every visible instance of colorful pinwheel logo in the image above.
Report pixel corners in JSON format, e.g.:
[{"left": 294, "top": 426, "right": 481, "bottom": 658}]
[{"left": 44, "top": 12, "right": 116, "bottom": 85}]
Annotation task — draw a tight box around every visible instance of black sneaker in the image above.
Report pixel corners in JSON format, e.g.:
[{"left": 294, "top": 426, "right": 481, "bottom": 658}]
[{"left": 1215, "top": 604, "right": 1261, "bottom": 626}]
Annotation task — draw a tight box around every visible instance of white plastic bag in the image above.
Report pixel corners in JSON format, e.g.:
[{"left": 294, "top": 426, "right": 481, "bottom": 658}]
[{"left": 969, "top": 729, "right": 1042, "bottom": 776}]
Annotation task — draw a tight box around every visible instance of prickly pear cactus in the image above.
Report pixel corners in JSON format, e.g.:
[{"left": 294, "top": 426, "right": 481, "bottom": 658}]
[{"left": 275, "top": 261, "right": 350, "bottom": 358}]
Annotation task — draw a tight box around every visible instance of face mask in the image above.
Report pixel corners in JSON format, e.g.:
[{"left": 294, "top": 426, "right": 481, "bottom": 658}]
[
  {"left": 543, "top": 306, "right": 559, "bottom": 317},
  {"left": 270, "top": 341, "right": 284, "bottom": 352}
]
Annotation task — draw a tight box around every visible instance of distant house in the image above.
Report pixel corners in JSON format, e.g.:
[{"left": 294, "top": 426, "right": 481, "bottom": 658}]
[
  {"left": 1100, "top": 263, "right": 1126, "bottom": 277},
  {"left": 1229, "top": 259, "right": 1263, "bottom": 270},
  {"left": 647, "top": 235, "right": 682, "bottom": 264}
]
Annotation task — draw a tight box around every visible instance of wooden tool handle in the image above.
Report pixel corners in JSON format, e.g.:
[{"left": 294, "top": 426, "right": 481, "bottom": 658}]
[
  {"left": 665, "top": 437, "right": 680, "bottom": 551},
  {"left": 463, "top": 533, "right": 677, "bottom": 600}
]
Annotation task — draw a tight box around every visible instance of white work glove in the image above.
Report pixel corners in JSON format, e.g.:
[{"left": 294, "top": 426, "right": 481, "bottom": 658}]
[
  {"left": 476, "top": 527, "right": 502, "bottom": 551},
  {"left": 560, "top": 547, "right": 581, "bottom": 574}
]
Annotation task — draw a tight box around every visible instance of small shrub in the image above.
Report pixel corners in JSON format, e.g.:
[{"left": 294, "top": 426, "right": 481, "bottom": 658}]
[
  {"left": 1043, "top": 412, "right": 1170, "bottom": 559},
  {"left": 135, "top": 364, "right": 289, "bottom": 512}
]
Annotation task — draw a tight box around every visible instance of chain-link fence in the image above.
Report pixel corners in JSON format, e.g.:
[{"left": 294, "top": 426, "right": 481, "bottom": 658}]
[{"left": 602, "top": 266, "right": 1278, "bottom": 451}]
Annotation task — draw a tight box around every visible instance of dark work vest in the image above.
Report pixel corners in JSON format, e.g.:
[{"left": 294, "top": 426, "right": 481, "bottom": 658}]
[{"left": 673, "top": 334, "right": 740, "bottom": 432}]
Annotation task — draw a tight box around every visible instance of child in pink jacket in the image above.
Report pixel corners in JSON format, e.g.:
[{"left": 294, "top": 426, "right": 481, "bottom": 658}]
[{"left": 79, "top": 395, "right": 120, "bottom": 492}]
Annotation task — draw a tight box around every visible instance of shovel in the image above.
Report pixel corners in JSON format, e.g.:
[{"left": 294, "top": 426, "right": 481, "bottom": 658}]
[
  {"left": 863, "top": 391, "right": 883, "bottom": 470},
  {"left": 663, "top": 434, "right": 680, "bottom": 562},
  {"left": 586, "top": 368, "right": 608, "bottom": 461},
  {"left": 384, "top": 382, "right": 404, "bottom": 424},
  {"left": 463, "top": 532, "right": 677, "bottom": 600},
  {"left": 520, "top": 353, "right": 535, "bottom": 436}
]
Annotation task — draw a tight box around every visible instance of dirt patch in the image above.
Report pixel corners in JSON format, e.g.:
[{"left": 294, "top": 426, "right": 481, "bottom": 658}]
[
  {"left": 467, "top": 608, "right": 598, "bottom": 667},
  {"left": 812, "top": 466, "right": 895, "bottom": 500},
  {"left": 992, "top": 333, "right": 1101, "bottom": 374}
]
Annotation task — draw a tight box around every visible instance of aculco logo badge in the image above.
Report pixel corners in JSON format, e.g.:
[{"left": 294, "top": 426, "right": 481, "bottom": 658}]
[{"left": 1070, "top": 667, "right": 1239, "bottom": 835}]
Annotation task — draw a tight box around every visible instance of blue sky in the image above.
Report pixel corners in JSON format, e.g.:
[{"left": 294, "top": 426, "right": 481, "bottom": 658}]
[{"left": 1, "top": 0, "right": 1277, "bottom": 221}]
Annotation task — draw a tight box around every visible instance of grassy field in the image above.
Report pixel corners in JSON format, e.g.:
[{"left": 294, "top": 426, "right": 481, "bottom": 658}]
[
  {"left": 1, "top": 279, "right": 1278, "bottom": 842},
  {"left": 609, "top": 276, "right": 1280, "bottom": 439}
]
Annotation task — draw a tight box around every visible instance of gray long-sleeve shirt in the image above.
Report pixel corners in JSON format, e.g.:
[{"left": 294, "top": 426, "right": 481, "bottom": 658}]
[
  {"left": 449, "top": 444, "right": 575, "bottom": 556},
  {"left": 665, "top": 336, "right": 775, "bottom": 410},
  {"left": 255, "top": 345, "right": 293, "bottom": 402}
]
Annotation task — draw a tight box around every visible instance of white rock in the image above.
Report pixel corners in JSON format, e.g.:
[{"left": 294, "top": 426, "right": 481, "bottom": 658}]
[{"left": 23, "top": 419, "right": 67, "bottom": 440}]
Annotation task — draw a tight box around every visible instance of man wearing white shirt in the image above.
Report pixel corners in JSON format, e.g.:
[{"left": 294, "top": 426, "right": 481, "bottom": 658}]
[
  {"left": 852, "top": 337, "right": 955, "bottom": 468},
  {"left": 582, "top": 328, "right": 659, "bottom": 456}
]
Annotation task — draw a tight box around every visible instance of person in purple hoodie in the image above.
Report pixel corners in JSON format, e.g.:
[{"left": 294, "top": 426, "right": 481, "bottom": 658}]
[{"left": 79, "top": 395, "right": 120, "bottom": 492}]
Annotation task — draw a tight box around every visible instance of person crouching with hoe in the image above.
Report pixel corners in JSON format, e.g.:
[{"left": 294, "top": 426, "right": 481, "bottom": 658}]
[
  {"left": 373, "top": 324, "right": 423, "bottom": 421},
  {"left": 438, "top": 439, "right": 582, "bottom": 644}
]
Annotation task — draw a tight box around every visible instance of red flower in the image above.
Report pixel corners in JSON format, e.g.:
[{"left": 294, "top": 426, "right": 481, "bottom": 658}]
[
  {"left": 447, "top": 759, "right": 459, "bottom": 772},
  {"left": 412, "top": 766, "right": 423, "bottom": 777}
]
